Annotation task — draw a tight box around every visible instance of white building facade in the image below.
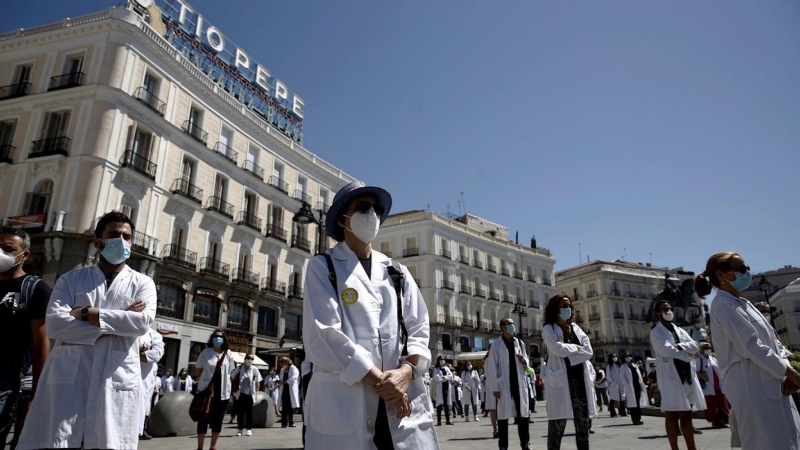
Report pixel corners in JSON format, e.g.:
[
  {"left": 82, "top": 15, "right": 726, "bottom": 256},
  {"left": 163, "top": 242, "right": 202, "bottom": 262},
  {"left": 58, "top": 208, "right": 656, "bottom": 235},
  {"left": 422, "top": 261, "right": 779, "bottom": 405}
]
[
  {"left": 378, "top": 211, "right": 556, "bottom": 368},
  {"left": 0, "top": 2, "right": 354, "bottom": 373},
  {"left": 769, "top": 278, "right": 800, "bottom": 351},
  {"left": 556, "top": 260, "right": 697, "bottom": 362}
]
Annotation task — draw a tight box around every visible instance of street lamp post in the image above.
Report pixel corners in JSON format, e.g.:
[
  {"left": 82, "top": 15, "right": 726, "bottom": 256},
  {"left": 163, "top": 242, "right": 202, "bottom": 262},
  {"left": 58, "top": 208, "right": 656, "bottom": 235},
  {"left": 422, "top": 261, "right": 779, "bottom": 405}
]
[
  {"left": 292, "top": 201, "right": 325, "bottom": 254},
  {"left": 512, "top": 302, "right": 528, "bottom": 341},
  {"left": 758, "top": 275, "right": 775, "bottom": 327}
]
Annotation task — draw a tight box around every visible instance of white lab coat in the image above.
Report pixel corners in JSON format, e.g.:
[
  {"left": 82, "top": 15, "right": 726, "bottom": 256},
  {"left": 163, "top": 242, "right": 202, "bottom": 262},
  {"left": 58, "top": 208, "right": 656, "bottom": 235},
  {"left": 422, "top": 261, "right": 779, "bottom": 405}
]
[
  {"left": 694, "top": 355, "right": 717, "bottom": 396},
  {"left": 235, "top": 364, "right": 263, "bottom": 396},
  {"left": 195, "top": 347, "right": 236, "bottom": 400},
  {"left": 711, "top": 290, "right": 800, "bottom": 450},
  {"left": 621, "top": 364, "right": 649, "bottom": 408},
  {"left": 266, "top": 374, "right": 280, "bottom": 406},
  {"left": 302, "top": 243, "right": 438, "bottom": 450},
  {"left": 17, "top": 264, "right": 156, "bottom": 450},
  {"left": 138, "top": 329, "right": 164, "bottom": 434},
  {"left": 485, "top": 334, "right": 531, "bottom": 420},
  {"left": 460, "top": 369, "right": 481, "bottom": 405},
  {"left": 160, "top": 375, "right": 175, "bottom": 395},
  {"left": 541, "top": 323, "right": 598, "bottom": 421},
  {"left": 279, "top": 367, "right": 299, "bottom": 409},
  {"left": 422, "top": 371, "right": 432, "bottom": 400},
  {"left": 452, "top": 375, "right": 463, "bottom": 402},
  {"left": 175, "top": 375, "right": 193, "bottom": 392},
  {"left": 606, "top": 363, "right": 626, "bottom": 402},
  {"left": 650, "top": 322, "right": 707, "bottom": 412},
  {"left": 434, "top": 366, "right": 454, "bottom": 405}
]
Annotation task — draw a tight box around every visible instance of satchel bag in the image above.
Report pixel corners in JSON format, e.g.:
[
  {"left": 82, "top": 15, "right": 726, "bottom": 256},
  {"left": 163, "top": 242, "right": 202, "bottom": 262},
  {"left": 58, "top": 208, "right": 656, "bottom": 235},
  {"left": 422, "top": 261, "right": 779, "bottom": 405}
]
[{"left": 189, "top": 350, "right": 228, "bottom": 422}]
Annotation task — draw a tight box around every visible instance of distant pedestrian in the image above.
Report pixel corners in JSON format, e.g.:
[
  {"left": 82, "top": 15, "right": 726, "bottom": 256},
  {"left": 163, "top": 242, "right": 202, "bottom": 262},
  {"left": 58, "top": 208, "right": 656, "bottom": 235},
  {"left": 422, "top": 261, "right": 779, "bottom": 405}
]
[
  {"left": 694, "top": 341, "right": 729, "bottom": 428},
  {"left": 542, "top": 295, "right": 596, "bottom": 450},
  {"left": 194, "top": 330, "right": 236, "bottom": 450},
  {"left": 621, "top": 352, "right": 647, "bottom": 425},
  {"left": 233, "top": 353, "right": 262, "bottom": 436},
  {"left": 461, "top": 363, "right": 481, "bottom": 422},
  {"left": 650, "top": 300, "right": 706, "bottom": 450},
  {"left": 606, "top": 353, "right": 626, "bottom": 417},
  {"left": 594, "top": 363, "right": 609, "bottom": 412},
  {"left": 138, "top": 329, "right": 164, "bottom": 440},
  {"left": 160, "top": 369, "right": 175, "bottom": 396},
  {"left": 265, "top": 368, "right": 279, "bottom": 416},
  {"left": 277, "top": 356, "right": 299, "bottom": 428},
  {"left": 175, "top": 368, "right": 193, "bottom": 392},
  {"left": 485, "top": 317, "right": 532, "bottom": 450},
  {"left": 434, "top": 356, "right": 455, "bottom": 426}
]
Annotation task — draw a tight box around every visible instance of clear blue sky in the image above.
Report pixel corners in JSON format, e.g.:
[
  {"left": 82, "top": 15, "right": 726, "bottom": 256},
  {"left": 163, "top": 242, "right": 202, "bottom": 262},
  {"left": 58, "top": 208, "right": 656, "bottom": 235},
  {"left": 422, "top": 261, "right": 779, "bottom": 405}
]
[{"left": 4, "top": 0, "right": 800, "bottom": 274}]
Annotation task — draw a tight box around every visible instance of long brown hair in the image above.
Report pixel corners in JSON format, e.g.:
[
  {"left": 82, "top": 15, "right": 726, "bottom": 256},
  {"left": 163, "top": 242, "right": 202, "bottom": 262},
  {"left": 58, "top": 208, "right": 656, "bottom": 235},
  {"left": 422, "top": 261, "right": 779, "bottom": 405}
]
[
  {"left": 544, "top": 294, "right": 571, "bottom": 325},
  {"left": 694, "top": 251, "right": 740, "bottom": 298}
]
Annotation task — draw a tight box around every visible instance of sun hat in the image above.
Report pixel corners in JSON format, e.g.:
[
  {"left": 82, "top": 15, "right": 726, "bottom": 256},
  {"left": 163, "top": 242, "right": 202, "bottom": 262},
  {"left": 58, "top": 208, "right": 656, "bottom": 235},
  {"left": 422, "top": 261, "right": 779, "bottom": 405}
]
[{"left": 325, "top": 181, "right": 392, "bottom": 242}]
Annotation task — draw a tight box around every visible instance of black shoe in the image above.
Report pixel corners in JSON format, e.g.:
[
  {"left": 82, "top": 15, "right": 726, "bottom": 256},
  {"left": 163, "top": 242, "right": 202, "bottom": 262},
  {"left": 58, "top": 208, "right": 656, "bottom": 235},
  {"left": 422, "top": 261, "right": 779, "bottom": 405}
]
[
  {"left": 139, "top": 434, "right": 152, "bottom": 440},
  {"left": 493, "top": 431, "right": 499, "bottom": 438},
  {"left": 589, "top": 428, "right": 595, "bottom": 434},
  {"left": 528, "top": 418, "right": 534, "bottom": 423},
  {"left": 633, "top": 421, "right": 644, "bottom": 425},
  {"left": 532, "top": 409, "right": 537, "bottom": 413},
  {"left": 437, "top": 422, "right": 442, "bottom": 426},
  {"left": 693, "top": 428, "right": 702, "bottom": 434}
]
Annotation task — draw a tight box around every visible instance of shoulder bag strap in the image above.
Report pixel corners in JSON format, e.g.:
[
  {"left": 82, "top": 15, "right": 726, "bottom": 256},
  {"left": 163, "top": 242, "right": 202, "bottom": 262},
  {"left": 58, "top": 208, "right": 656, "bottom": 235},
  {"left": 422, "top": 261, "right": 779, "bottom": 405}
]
[
  {"left": 387, "top": 263, "right": 408, "bottom": 356},
  {"left": 209, "top": 349, "right": 228, "bottom": 392}
]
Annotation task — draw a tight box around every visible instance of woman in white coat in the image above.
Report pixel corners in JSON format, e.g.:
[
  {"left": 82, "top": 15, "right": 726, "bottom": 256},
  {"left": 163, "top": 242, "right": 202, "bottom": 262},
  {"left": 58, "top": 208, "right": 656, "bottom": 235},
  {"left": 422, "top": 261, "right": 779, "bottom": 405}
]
[
  {"left": 301, "top": 181, "right": 439, "bottom": 450},
  {"left": 277, "top": 356, "right": 300, "bottom": 427},
  {"left": 605, "top": 354, "right": 626, "bottom": 417},
  {"left": 700, "top": 251, "right": 800, "bottom": 450},
  {"left": 433, "top": 356, "right": 455, "bottom": 425},
  {"left": 694, "top": 341, "right": 729, "bottom": 428},
  {"left": 195, "top": 330, "right": 237, "bottom": 450},
  {"left": 621, "top": 353, "right": 648, "bottom": 426},
  {"left": 175, "top": 368, "right": 193, "bottom": 392},
  {"left": 461, "top": 363, "right": 481, "bottom": 422},
  {"left": 650, "top": 300, "right": 706, "bottom": 450},
  {"left": 542, "top": 295, "right": 596, "bottom": 450}
]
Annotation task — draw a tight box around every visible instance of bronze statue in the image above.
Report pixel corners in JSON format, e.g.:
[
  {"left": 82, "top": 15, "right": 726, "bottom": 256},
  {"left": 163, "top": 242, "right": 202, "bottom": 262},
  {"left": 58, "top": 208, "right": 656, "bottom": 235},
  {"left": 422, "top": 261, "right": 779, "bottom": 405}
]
[{"left": 647, "top": 273, "right": 702, "bottom": 326}]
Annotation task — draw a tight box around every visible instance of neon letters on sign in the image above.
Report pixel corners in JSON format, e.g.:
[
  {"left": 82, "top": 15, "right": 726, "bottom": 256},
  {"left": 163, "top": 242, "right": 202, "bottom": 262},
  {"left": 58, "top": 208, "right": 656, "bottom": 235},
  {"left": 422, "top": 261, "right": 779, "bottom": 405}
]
[{"left": 152, "top": 0, "right": 305, "bottom": 144}]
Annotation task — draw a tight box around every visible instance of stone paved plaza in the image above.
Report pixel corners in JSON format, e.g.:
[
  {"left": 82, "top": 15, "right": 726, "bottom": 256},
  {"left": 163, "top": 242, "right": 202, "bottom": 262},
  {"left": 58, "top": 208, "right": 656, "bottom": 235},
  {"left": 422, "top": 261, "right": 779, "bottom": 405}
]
[{"left": 138, "top": 404, "right": 733, "bottom": 450}]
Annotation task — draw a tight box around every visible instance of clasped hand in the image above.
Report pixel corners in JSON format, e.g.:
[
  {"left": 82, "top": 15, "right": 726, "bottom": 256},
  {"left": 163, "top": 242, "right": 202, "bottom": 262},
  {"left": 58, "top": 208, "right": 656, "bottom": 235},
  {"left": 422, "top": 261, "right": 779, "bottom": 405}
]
[
  {"left": 783, "top": 367, "right": 800, "bottom": 396},
  {"left": 374, "top": 367, "right": 413, "bottom": 419}
]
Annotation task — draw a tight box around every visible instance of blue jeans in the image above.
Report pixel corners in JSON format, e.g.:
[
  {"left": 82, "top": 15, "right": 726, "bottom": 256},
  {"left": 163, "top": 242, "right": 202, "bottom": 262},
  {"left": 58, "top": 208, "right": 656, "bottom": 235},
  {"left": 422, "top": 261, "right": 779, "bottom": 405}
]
[{"left": 0, "top": 389, "right": 19, "bottom": 448}]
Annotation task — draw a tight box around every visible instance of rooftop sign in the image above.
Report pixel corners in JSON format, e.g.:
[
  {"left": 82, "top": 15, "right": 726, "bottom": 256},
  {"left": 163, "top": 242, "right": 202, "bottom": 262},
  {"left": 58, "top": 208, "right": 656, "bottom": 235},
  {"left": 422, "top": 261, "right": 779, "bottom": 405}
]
[{"left": 144, "top": 0, "right": 304, "bottom": 144}]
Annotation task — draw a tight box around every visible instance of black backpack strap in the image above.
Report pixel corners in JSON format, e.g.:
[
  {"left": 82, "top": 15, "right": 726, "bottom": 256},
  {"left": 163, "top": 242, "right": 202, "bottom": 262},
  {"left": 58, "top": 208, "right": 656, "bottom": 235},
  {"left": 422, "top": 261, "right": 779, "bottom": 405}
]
[
  {"left": 18, "top": 275, "right": 40, "bottom": 314},
  {"left": 320, "top": 253, "right": 338, "bottom": 298},
  {"left": 387, "top": 262, "right": 408, "bottom": 356}
]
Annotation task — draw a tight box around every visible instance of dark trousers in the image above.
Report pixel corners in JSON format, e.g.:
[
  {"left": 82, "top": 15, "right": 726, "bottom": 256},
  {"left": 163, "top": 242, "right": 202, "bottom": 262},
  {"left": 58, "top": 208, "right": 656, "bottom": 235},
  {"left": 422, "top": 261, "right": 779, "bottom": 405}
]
[
  {"left": 281, "top": 389, "right": 294, "bottom": 427},
  {"left": 197, "top": 396, "right": 229, "bottom": 435},
  {"left": 630, "top": 388, "right": 642, "bottom": 423},
  {"left": 302, "top": 373, "right": 312, "bottom": 446},
  {"left": 372, "top": 398, "right": 394, "bottom": 450},
  {"left": 498, "top": 418, "right": 530, "bottom": 449},
  {"left": 236, "top": 393, "right": 254, "bottom": 430},
  {"left": 453, "top": 399, "right": 463, "bottom": 416},
  {"left": 547, "top": 396, "right": 590, "bottom": 450},
  {"left": 609, "top": 399, "right": 627, "bottom": 417},
  {"left": 436, "top": 403, "right": 451, "bottom": 424}
]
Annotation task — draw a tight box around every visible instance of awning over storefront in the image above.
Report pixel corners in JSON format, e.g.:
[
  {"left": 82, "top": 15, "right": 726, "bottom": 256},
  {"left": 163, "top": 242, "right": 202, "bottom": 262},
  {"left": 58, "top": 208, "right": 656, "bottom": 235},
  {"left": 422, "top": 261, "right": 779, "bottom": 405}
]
[
  {"left": 229, "top": 351, "right": 269, "bottom": 369},
  {"left": 257, "top": 345, "right": 303, "bottom": 357},
  {"left": 456, "top": 351, "right": 488, "bottom": 361}
]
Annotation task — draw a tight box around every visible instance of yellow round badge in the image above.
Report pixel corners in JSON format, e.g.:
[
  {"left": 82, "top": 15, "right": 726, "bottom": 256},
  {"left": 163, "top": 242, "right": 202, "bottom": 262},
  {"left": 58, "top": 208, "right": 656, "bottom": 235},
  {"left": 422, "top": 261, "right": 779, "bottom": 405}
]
[{"left": 341, "top": 287, "right": 359, "bottom": 305}]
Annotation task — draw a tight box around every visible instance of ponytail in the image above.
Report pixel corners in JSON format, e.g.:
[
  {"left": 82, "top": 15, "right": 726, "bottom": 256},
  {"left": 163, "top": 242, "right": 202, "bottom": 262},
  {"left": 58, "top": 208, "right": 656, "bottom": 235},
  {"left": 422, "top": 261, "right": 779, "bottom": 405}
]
[{"left": 694, "top": 273, "right": 713, "bottom": 299}]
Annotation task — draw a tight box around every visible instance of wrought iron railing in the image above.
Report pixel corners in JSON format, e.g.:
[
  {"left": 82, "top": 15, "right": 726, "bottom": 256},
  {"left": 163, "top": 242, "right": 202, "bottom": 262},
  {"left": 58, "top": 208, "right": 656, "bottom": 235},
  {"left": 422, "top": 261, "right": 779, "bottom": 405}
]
[
  {"left": 120, "top": 150, "right": 156, "bottom": 180},
  {"left": 233, "top": 268, "right": 259, "bottom": 288},
  {"left": 242, "top": 160, "right": 264, "bottom": 180},
  {"left": 403, "top": 247, "right": 419, "bottom": 257},
  {"left": 48, "top": 72, "right": 84, "bottom": 91},
  {"left": 265, "top": 222, "right": 287, "bottom": 242},
  {"left": 0, "top": 82, "right": 31, "bottom": 100},
  {"left": 171, "top": 178, "right": 203, "bottom": 204},
  {"left": 288, "top": 283, "right": 304, "bottom": 300},
  {"left": 182, "top": 120, "right": 208, "bottom": 145},
  {"left": 134, "top": 86, "right": 166, "bottom": 116},
  {"left": 213, "top": 141, "right": 238, "bottom": 163},
  {"left": 237, "top": 211, "right": 262, "bottom": 232},
  {"left": 459, "top": 255, "right": 470, "bottom": 265},
  {"left": 131, "top": 230, "right": 158, "bottom": 255},
  {"left": 30, "top": 136, "right": 70, "bottom": 158},
  {"left": 474, "top": 288, "right": 486, "bottom": 298},
  {"left": 293, "top": 189, "right": 312, "bottom": 204},
  {"left": 260, "top": 277, "right": 287, "bottom": 296},
  {"left": 268, "top": 176, "right": 289, "bottom": 194},
  {"left": 204, "top": 196, "right": 234, "bottom": 219},
  {"left": 161, "top": 245, "right": 197, "bottom": 269},
  {"left": 291, "top": 235, "right": 312, "bottom": 253},
  {"left": 257, "top": 324, "right": 279, "bottom": 337},
  {"left": 441, "top": 280, "right": 455, "bottom": 291},
  {"left": 199, "top": 257, "right": 230, "bottom": 280}
]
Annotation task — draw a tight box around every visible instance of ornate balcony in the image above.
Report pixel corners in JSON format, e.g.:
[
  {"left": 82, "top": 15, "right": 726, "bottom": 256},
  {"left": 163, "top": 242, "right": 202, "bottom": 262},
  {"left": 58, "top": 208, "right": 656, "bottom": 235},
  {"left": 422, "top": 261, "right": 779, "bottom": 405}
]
[
  {"left": 291, "top": 235, "right": 312, "bottom": 253},
  {"left": 213, "top": 141, "right": 238, "bottom": 164},
  {"left": 257, "top": 323, "right": 279, "bottom": 337},
  {"left": 205, "top": 196, "right": 234, "bottom": 219},
  {"left": 0, "top": 82, "right": 31, "bottom": 100},
  {"left": 260, "top": 277, "right": 287, "bottom": 296},
  {"left": 131, "top": 230, "right": 158, "bottom": 256},
  {"left": 30, "top": 136, "right": 70, "bottom": 158},
  {"left": 161, "top": 245, "right": 197, "bottom": 270},
  {"left": 182, "top": 120, "right": 208, "bottom": 145},
  {"left": 242, "top": 160, "right": 264, "bottom": 180},
  {"left": 48, "top": 72, "right": 84, "bottom": 91},
  {"left": 171, "top": 178, "right": 203, "bottom": 204},
  {"left": 200, "top": 257, "right": 230, "bottom": 280},
  {"left": 488, "top": 264, "right": 497, "bottom": 273},
  {"left": 488, "top": 292, "right": 501, "bottom": 302},
  {"left": 459, "top": 255, "right": 470, "bottom": 265},
  {"left": 288, "top": 283, "right": 304, "bottom": 301},
  {"left": 473, "top": 260, "right": 483, "bottom": 269},
  {"left": 119, "top": 150, "right": 156, "bottom": 180},
  {"left": 474, "top": 288, "right": 486, "bottom": 298},
  {"left": 237, "top": 211, "right": 262, "bottom": 232},
  {"left": 265, "top": 222, "right": 287, "bottom": 242},
  {"left": 441, "top": 280, "right": 455, "bottom": 291},
  {"left": 459, "top": 285, "right": 471, "bottom": 295},
  {"left": 501, "top": 268, "right": 511, "bottom": 277},
  {"left": 233, "top": 268, "right": 259, "bottom": 289},
  {"left": 440, "top": 249, "right": 451, "bottom": 259},
  {"left": 134, "top": 86, "right": 166, "bottom": 116},
  {"left": 268, "top": 176, "right": 289, "bottom": 194},
  {"left": 403, "top": 247, "right": 419, "bottom": 257},
  {"left": 514, "top": 270, "right": 524, "bottom": 280},
  {"left": 293, "top": 189, "right": 312, "bottom": 204}
]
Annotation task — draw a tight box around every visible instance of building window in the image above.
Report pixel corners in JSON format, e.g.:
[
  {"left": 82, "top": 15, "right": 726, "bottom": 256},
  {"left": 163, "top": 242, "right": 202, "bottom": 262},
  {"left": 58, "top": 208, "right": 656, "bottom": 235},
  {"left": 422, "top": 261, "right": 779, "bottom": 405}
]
[
  {"left": 126, "top": 125, "right": 155, "bottom": 160},
  {"left": 157, "top": 283, "right": 186, "bottom": 319},
  {"left": 189, "top": 106, "right": 203, "bottom": 128},
  {"left": 170, "top": 218, "right": 188, "bottom": 249},
  {"left": 119, "top": 194, "right": 138, "bottom": 227},
  {"left": 22, "top": 179, "right": 53, "bottom": 215},
  {"left": 273, "top": 161, "right": 284, "bottom": 183},
  {"left": 62, "top": 54, "right": 84, "bottom": 77},
  {"left": 243, "top": 191, "right": 258, "bottom": 216},
  {"left": 40, "top": 111, "right": 71, "bottom": 140},
  {"left": 284, "top": 312, "right": 302, "bottom": 340},
  {"left": 318, "top": 188, "right": 329, "bottom": 211},
  {"left": 181, "top": 157, "right": 196, "bottom": 184},
  {"left": 257, "top": 306, "right": 277, "bottom": 336},
  {"left": 12, "top": 64, "right": 33, "bottom": 85},
  {"left": 442, "top": 333, "right": 452, "bottom": 351},
  {"left": 143, "top": 72, "right": 160, "bottom": 97},
  {"left": 227, "top": 299, "right": 250, "bottom": 331},
  {"left": 0, "top": 119, "right": 17, "bottom": 147},
  {"left": 192, "top": 296, "right": 219, "bottom": 326}
]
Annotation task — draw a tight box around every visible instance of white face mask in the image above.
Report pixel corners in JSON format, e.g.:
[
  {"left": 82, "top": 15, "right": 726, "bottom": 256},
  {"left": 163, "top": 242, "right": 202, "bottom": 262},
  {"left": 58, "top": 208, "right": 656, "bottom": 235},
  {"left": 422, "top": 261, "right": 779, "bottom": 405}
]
[
  {"left": 662, "top": 310, "right": 674, "bottom": 322},
  {"left": 345, "top": 209, "right": 380, "bottom": 244},
  {"left": 0, "top": 249, "right": 22, "bottom": 273},
  {"left": 703, "top": 349, "right": 711, "bottom": 356}
]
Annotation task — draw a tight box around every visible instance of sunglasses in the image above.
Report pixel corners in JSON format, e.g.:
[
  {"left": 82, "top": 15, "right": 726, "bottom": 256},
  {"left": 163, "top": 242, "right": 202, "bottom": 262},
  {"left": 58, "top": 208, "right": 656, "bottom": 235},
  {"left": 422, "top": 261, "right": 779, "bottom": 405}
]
[
  {"left": 661, "top": 307, "right": 673, "bottom": 312},
  {"left": 727, "top": 264, "right": 750, "bottom": 274},
  {"left": 353, "top": 200, "right": 384, "bottom": 216}
]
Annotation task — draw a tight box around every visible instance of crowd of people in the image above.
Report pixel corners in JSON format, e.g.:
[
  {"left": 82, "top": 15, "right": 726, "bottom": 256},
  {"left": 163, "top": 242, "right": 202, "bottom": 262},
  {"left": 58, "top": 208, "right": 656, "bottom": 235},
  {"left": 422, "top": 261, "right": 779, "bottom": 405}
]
[{"left": 0, "top": 189, "right": 798, "bottom": 450}]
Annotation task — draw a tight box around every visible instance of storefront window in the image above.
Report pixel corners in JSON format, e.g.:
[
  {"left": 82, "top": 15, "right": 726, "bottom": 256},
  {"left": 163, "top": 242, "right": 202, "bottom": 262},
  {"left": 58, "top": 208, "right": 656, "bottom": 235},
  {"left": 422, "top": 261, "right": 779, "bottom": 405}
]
[
  {"left": 157, "top": 283, "right": 185, "bottom": 319},
  {"left": 227, "top": 301, "right": 250, "bottom": 331},
  {"left": 193, "top": 296, "right": 219, "bottom": 326}
]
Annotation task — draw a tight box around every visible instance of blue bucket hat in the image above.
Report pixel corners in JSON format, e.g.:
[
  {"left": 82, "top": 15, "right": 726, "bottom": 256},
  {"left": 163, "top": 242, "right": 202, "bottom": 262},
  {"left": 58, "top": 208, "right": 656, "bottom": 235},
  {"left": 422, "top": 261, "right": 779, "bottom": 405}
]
[{"left": 325, "top": 181, "right": 392, "bottom": 242}]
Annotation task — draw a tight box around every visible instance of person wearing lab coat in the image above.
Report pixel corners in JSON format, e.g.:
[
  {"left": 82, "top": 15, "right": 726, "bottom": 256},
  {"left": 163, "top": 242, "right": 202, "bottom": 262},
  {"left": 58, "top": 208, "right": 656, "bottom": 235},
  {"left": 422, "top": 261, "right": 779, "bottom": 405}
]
[
  {"left": 434, "top": 357, "right": 454, "bottom": 425},
  {"left": 541, "top": 295, "right": 595, "bottom": 450},
  {"left": 621, "top": 352, "right": 648, "bottom": 426},
  {"left": 138, "top": 328, "right": 164, "bottom": 440},
  {"left": 175, "top": 368, "right": 193, "bottom": 392},
  {"left": 461, "top": 363, "right": 481, "bottom": 422},
  {"left": 160, "top": 368, "right": 175, "bottom": 396},
  {"left": 699, "top": 251, "right": 800, "bottom": 450},
  {"left": 195, "top": 330, "right": 237, "bottom": 450},
  {"left": 485, "top": 318, "right": 531, "bottom": 450},
  {"left": 302, "top": 181, "right": 439, "bottom": 450},
  {"left": 422, "top": 371, "right": 432, "bottom": 404},
  {"left": 266, "top": 369, "right": 280, "bottom": 415},
  {"left": 694, "top": 341, "right": 729, "bottom": 428},
  {"left": 650, "top": 299, "right": 707, "bottom": 450},
  {"left": 450, "top": 367, "right": 464, "bottom": 418},
  {"left": 277, "top": 356, "right": 300, "bottom": 427},
  {"left": 606, "top": 353, "right": 627, "bottom": 417},
  {"left": 17, "top": 211, "right": 156, "bottom": 450}
]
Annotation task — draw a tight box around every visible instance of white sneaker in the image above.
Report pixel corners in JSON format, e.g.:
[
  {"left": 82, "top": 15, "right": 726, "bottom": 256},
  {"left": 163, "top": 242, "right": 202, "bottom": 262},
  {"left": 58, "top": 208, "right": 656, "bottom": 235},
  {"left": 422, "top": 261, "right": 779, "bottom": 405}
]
[
  {"left": 465, "top": 416, "right": 469, "bottom": 422},
  {"left": 236, "top": 430, "right": 242, "bottom": 436},
  {"left": 475, "top": 417, "right": 480, "bottom": 422},
  {"left": 246, "top": 430, "right": 252, "bottom": 436}
]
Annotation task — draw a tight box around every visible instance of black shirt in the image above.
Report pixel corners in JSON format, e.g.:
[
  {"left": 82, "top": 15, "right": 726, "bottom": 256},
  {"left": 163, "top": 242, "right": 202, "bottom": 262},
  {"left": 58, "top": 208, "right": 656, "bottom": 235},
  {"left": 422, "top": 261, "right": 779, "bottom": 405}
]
[
  {"left": 359, "top": 255, "right": 372, "bottom": 279},
  {"left": 0, "top": 275, "right": 51, "bottom": 388},
  {"left": 564, "top": 328, "right": 584, "bottom": 380},
  {"left": 502, "top": 336, "right": 520, "bottom": 403}
]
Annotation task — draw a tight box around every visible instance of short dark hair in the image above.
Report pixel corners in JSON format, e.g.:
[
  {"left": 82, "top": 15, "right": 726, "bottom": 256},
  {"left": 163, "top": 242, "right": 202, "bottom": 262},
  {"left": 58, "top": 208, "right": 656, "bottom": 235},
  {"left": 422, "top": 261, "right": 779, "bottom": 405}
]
[
  {"left": 500, "top": 317, "right": 513, "bottom": 327},
  {"left": 0, "top": 227, "right": 30, "bottom": 250},
  {"left": 94, "top": 211, "right": 135, "bottom": 238},
  {"left": 207, "top": 329, "right": 229, "bottom": 351}
]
